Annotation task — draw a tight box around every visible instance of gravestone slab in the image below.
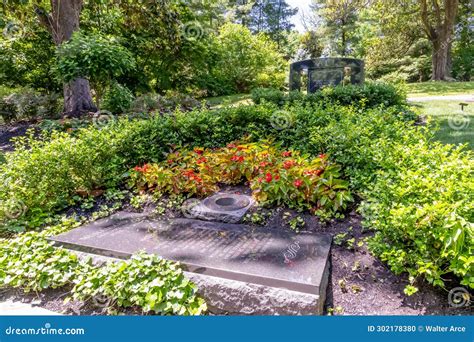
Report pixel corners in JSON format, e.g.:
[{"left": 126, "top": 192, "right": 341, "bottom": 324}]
[
  {"left": 184, "top": 192, "right": 254, "bottom": 223},
  {"left": 50, "top": 211, "right": 331, "bottom": 297},
  {"left": 289, "top": 57, "right": 364, "bottom": 92}
]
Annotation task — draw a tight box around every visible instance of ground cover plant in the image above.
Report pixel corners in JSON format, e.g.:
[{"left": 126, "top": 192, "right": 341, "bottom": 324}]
[
  {"left": 0, "top": 218, "right": 207, "bottom": 315},
  {"left": 361, "top": 141, "right": 473, "bottom": 292}
]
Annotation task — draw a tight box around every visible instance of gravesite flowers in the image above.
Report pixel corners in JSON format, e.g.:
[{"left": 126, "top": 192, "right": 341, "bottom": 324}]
[{"left": 130, "top": 141, "right": 352, "bottom": 214}]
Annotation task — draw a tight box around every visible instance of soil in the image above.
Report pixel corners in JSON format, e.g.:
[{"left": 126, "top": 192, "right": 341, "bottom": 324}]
[{"left": 0, "top": 120, "right": 38, "bottom": 152}]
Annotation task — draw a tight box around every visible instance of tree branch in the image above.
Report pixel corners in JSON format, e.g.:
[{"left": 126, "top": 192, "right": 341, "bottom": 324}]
[
  {"left": 432, "top": 0, "right": 442, "bottom": 26},
  {"left": 34, "top": 5, "right": 52, "bottom": 33},
  {"left": 419, "top": 0, "right": 435, "bottom": 39}
]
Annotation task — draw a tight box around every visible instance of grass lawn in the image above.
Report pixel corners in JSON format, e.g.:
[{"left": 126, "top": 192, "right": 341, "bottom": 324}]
[
  {"left": 406, "top": 81, "right": 474, "bottom": 97},
  {"left": 411, "top": 100, "right": 473, "bottom": 148},
  {"left": 206, "top": 93, "right": 252, "bottom": 108}
]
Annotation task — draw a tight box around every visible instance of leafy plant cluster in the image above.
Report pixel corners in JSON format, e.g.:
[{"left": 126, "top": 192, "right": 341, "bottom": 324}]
[
  {"left": 0, "top": 87, "right": 62, "bottom": 123},
  {"left": 251, "top": 82, "right": 407, "bottom": 110},
  {"left": 0, "top": 102, "right": 417, "bottom": 231},
  {"left": 55, "top": 32, "right": 136, "bottom": 106},
  {"left": 361, "top": 141, "right": 473, "bottom": 291},
  {"left": 0, "top": 219, "right": 206, "bottom": 315},
  {"left": 130, "top": 141, "right": 352, "bottom": 215},
  {"left": 0, "top": 128, "right": 126, "bottom": 232}
]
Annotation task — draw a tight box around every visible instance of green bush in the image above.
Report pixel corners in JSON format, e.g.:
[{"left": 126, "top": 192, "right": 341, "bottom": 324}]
[
  {"left": 209, "top": 23, "right": 286, "bottom": 94},
  {"left": 56, "top": 32, "right": 135, "bottom": 105},
  {"left": 0, "top": 88, "right": 62, "bottom": 122},
  {"left": 130, "top": 92, "right": 202, "bottom": 115},
  {"left": 103, "top": 83, "right": 135, "bottom": 114},
  {"left": 361, "top": 142, "right": 473, "bottom": 290},
  {"left": 251, "top": 82, "right": 407, "bottom": 109},
  {"left": 0, "top": 128, "right": 126, "bottom": 231},
  {"left": 251, "top": 87, "right": 286, "bottom": 105}
]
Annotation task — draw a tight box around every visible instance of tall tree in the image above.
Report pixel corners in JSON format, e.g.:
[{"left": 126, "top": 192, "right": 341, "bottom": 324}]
[
  {"left": 311, "top": 0, "right": 367, "bottom": 56},
  {"left": 419, "top": 0, "right": 459, "bottom": 80},
  {"left": 369, "top": 0, "right": 461, "bottom": 80},
  {"left": 248, "top": 0, "right": 298, "bottom": 46},
  {"left": 35, "top": 0, "right": 97, "bottom": 116}
]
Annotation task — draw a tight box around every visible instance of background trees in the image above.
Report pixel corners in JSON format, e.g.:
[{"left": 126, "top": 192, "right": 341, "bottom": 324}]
[
  {"left": 0, "top": 0, "right": 471, "bottom": 119},
  {"left": 306, "top": 0, "right": 471, "bottom": 82}
]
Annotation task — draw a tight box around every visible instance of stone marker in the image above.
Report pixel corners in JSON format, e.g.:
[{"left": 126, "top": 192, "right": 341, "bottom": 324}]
[
  {"left": 50, "top": 211, "right": 331, "bottom": 314},
  {"left": 289, "top": 57, "right": 364, "bottom": 92},
  {"left": 183, "top": 192, "right": 254, "bottom": 223}
]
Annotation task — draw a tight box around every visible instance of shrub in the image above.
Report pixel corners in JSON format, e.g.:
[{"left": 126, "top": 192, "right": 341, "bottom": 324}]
[
  {"left": 361, "top": 142, "right": 474, "bottom": 290},
  {"left": 131, "top": 141, "right": 352, "bottom": 215},
  {"left": 251, "top": 82, "right": 407, "bottom": 109},
  {"left": 0, "top": 128, "right": 126, "bottom": 231},
  {"left": 0, "top": 98, "right": 17, "bottom": 123},
  {"left": 251, "top": 88, "right": 286, "bottom": 105},
  {"left": 209, "top": 23, "right": 286, "bottom": 94},
  {"left": 130, "top": 92, "right": 202, "bottom": 115},
  {"left": 56, "top": 32, "right": 135, "bottom": 105},
  {"left": 0, "top": 88, "right": 62, "bottom": 122},
  {"left": 103, "top": 83, "right": 135, "bottom": 114}
]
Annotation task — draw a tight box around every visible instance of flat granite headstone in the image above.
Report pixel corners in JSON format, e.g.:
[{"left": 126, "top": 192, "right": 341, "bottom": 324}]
[{"left": 50, "top": 211, "right": 332, "bottom": 314}]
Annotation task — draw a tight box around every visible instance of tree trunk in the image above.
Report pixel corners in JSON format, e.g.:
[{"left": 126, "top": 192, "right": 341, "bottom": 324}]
[
  {"left": 64, "top": 79, "right": 97, "bottom": 117},
  {"left": 431, "top": 35, "right": 451, "bottom": 80},
  {"left": 419, "top": 0, "right": 458, "bottom": 81},
  {"left": 37, "top": 0, "right": 96, "bottom": 116}
]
